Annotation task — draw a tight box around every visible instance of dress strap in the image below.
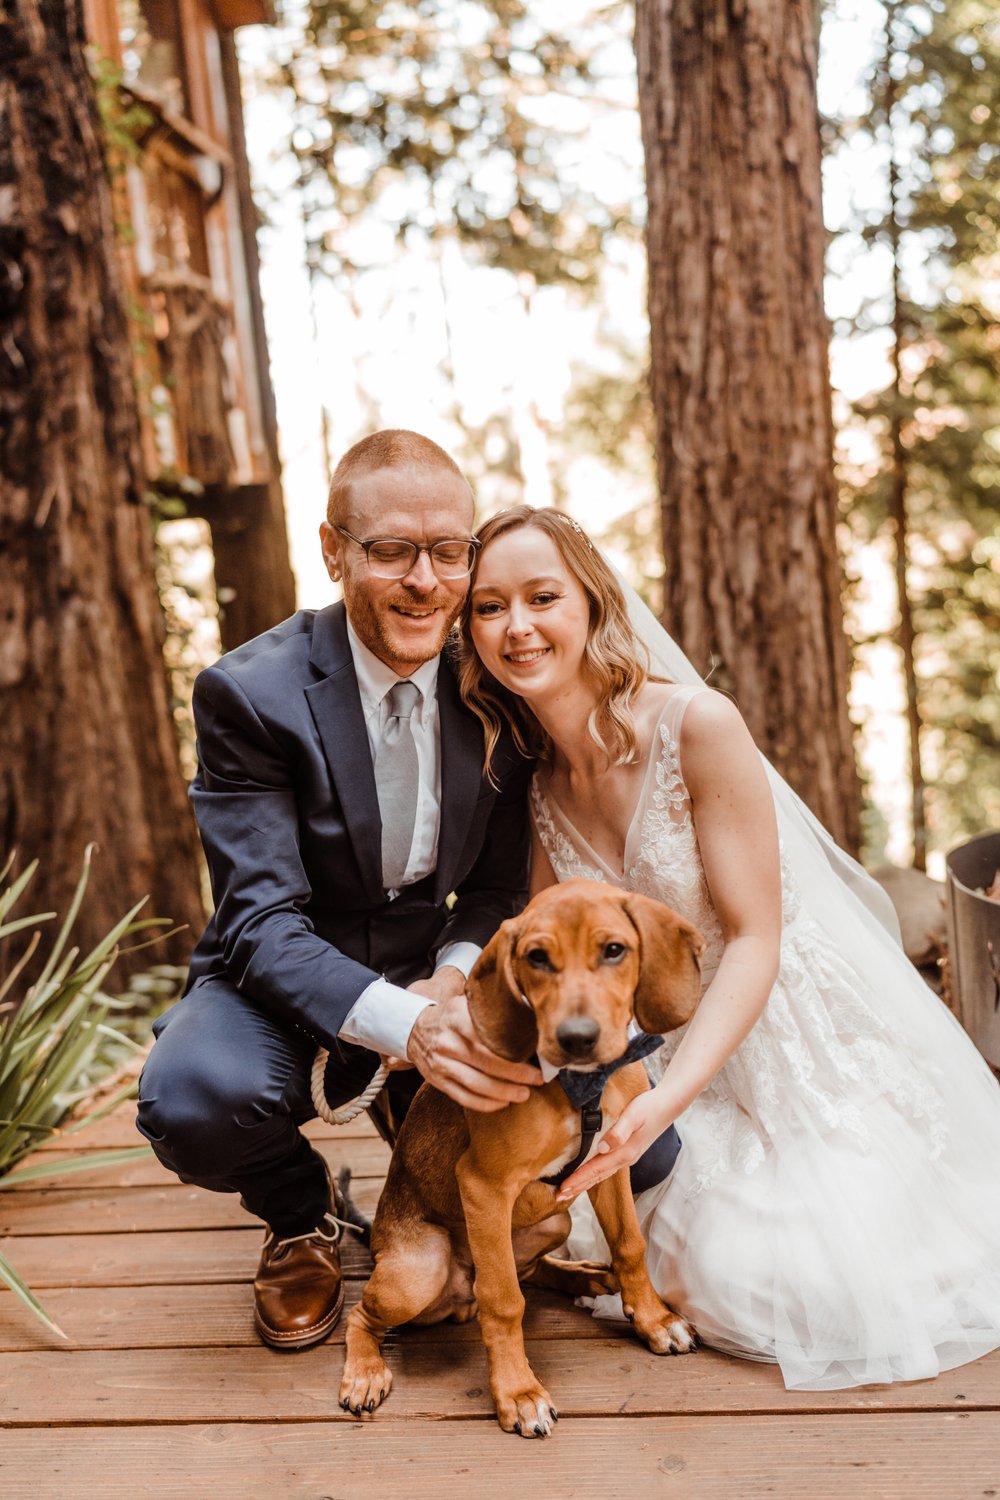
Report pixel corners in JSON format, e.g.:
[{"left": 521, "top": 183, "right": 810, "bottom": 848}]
[
  {"left": 657, "top": 684, "right": 711, "bottom": 798},
  {"left": 660, "top": 683, "right": 705, "bottom": 742}
]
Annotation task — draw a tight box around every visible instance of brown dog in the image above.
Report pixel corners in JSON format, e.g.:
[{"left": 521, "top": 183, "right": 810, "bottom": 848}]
[{"left": 338, "top": 879, "right": 705, "bottom": 1437}]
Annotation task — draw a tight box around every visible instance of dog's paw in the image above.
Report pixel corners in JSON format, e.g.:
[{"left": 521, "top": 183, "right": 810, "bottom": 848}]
[
  {"left": 494, "top": 1382, "right": 559, "bottom": 1438},
  {"left": 339, "top": 1355, "right": 393, "bottom": 1416},
  {"left": 635, "top": 1308, "right": 698, "bottom": 1355}
]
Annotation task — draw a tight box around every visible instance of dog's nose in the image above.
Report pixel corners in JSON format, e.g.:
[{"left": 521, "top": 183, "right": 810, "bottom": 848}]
[{"left": 555, "top": 1017, "right": 600, "bottom": 1057}]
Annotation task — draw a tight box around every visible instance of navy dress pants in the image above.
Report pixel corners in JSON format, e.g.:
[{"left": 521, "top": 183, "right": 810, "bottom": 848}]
[
  {"left": 137, "top": 980, "right": 683, "bottom": 1240},
  {"left": 136, "top": 978, "right": 419, "bottom": 1239}
]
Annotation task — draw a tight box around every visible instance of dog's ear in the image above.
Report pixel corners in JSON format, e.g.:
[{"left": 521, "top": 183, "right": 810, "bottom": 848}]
[
  {"left": 465, "top": 917, "right": 538, "bottom": 1062},
  {"left": 622, "top": 893, "right": 705, "bottom": 1035}
]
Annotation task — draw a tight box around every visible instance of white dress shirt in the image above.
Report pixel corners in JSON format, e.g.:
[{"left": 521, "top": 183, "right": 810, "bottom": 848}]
[{"left": 337, "top": 621, "right": 481, "bottom": 1060}]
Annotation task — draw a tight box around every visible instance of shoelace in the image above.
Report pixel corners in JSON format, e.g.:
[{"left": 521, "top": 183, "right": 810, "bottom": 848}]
[{"left": 263, "top": 1210, "right": 363, "bottom": 1254}]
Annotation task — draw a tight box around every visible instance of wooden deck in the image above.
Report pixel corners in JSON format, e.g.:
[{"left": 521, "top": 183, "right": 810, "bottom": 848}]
[{"left": 1, "top": 1104, "right": 998, "bottom": 1499}]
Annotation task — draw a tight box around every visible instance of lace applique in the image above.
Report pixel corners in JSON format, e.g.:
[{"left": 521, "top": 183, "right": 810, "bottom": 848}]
[
  {"left": 532, "top": 712, "right": 950, "bottom": 1202},
  {"left": 627, "top": 722, "right": 726, "bottom": 981},
  {"left": 653, "top": 720, "right": 689, "bottom": 817},
  {"left": 530, "top": 782, "right": 606, "bottom": 885}
]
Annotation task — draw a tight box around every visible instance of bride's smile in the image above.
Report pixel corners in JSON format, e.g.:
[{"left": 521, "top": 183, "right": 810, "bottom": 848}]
[{"left": 468, "top": 528, "right": 592, "bottom": 703}]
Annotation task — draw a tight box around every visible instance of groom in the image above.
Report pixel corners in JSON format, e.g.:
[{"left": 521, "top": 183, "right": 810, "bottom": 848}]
[{"left": 137, "top": 430, "right": 540, "bottom": 1350}]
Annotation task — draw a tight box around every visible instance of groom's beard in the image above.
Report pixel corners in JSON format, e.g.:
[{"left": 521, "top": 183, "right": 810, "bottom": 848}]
[{"left": 346, "top": 581, "right": 465, "bottom": 668}]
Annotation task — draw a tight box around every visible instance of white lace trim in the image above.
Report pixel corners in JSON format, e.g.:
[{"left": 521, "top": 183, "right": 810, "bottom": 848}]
[{"left": 531, "top": 711, "right": 949, "bottom": 1199}]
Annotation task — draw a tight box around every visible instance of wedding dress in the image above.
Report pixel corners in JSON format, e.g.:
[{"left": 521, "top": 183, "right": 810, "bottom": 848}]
[{"left": 534, "top": 683, "right": 1000, "bottom": 1390}]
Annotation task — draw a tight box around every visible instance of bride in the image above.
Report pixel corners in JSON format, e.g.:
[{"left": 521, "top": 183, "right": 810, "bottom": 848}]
[{"left": 458, "top": 502, "right": 1000, "bottom": 1392}]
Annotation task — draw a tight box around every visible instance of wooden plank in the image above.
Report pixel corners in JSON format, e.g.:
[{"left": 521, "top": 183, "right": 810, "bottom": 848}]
[
  {"left": 0, "top": 1186, "right": 261, "bottom": 1236},
  {"left": 31, "top": 1111, "right": 375, "bottom": 1152},
  {"left": 0, "top": 1176, "right": 383, "bottom": 1236},
  {"left": 3, "top": 1342, "right": 1000, "bottom": 1424},
  {"left": 1, "top": 1136, "right": 391, "bottom": 1191},
  {"left": 0, "top": 1283, "right": 625, "bottom": 1353},
  {"left": 0, "top": 1415, "right": 996, "bottom": 1500},
  {"left": 0, "top": 1228, "right": 373, "bottom": 1286}
]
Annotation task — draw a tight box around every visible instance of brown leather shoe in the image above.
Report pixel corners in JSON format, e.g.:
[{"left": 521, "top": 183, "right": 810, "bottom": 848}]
[{"left": 253, "top": 1181, "right": 347, "bottom": 1351}]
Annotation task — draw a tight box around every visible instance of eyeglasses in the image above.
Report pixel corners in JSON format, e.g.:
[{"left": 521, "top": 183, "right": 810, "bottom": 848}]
[{"left": 335, "top": 526, "right": 481, "bottom": 580}]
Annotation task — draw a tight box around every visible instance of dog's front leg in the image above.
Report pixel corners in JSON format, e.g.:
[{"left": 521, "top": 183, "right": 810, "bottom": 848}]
[
  {"left": 588, "top": 1169, "right": 696, "bottom": 1354},
  {"left": 456, "top": 1153, "right": 558, "bottom": 1438}
]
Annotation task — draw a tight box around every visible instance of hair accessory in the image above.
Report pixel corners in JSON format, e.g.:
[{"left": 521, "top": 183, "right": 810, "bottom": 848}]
[{"left": 555, "top": 511, "right": 598, "bottom": 551}]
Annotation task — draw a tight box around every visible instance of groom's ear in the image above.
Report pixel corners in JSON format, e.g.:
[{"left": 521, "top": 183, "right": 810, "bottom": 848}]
[
  {"left": 622, "top": 893, "right": 705, "bottom": 1035},
  {"left": 465, "top": 916, "right": 538, "bottom": 1063}
]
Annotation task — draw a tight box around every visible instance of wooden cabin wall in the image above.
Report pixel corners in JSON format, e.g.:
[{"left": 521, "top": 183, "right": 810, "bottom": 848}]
[{"left": 83, "top": 0, "right": 297, "bottom": 649}]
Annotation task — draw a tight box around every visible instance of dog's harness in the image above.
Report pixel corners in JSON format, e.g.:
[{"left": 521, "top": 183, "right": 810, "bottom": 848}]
[{"left": 538, "top": 1030, "right": 664, "bottom": 1189}]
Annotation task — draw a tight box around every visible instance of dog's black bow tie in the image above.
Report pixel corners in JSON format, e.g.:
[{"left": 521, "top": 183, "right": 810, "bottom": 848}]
[
  {"left": 538, "top": 1030, "right": 664, "bottom": 1190},
  {"left": 553, "top": 1030, "right": 663, "bottom": 1111}
]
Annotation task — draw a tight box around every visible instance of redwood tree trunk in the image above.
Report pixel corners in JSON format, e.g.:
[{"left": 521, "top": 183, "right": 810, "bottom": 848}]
[
  {"left": 0, "top": 0, "right": 205, "bottom": 970},
  {"left": 636, "top": 0, "right": 861, "bottom": 853}
]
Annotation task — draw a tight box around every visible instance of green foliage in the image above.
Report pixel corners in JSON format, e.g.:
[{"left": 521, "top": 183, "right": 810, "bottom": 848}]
[
  {"left": 563, "top": 345, "right": 654, "bottom": 478},
  {"left": 87, "top": 48, "right": 154, "bottom": 174},
  {"left": 243, "top": 0, "right": 647, "bottom": 508},
  {"left": 560, "top": 347, "right": 663, "bottom": 604},
  {"left": 831, "top": 0, "right": 1000, "bottom": 856},
  {"left": 91, "top": 964, "right": 188, "bottom": 1076},
  {"left": 144, "top": 473, "right": 207, "bottom": 526},
  {"left": 267, "top": 0, "right": 635, "bottom": 288},
  {"left": 0, "top": 850, "right": 165, "bottom": 1338}
]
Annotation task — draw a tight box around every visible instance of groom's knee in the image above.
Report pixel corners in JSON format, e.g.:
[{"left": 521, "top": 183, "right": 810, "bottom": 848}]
[
  {"left": 136, "top": 984, "right": 307, "bottom": 1179},
  {"left": 137, "top": 1037, "right": 257, "bottom": 1178}
]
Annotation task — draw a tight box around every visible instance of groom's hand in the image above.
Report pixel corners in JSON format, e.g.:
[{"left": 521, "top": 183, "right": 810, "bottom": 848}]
[
  {"left": 407, "top": 992, "right": 544, "bottom": 1112},
  {"left": 407, "top": 965, "right": 467, "bottom": 1005},
  {"left": 382, "top": 968, "right": 469, "bottom": 1077}
]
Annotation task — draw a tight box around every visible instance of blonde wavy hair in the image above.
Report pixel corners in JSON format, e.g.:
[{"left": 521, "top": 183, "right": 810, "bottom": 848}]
[{"left": 458, "top": 506, "right": 653, "bottom": 779}]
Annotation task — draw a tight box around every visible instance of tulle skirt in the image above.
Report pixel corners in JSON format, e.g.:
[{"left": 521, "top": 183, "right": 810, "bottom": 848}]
[{"left": 568, "top": 919, "right": 1000, "bottom": 1390}]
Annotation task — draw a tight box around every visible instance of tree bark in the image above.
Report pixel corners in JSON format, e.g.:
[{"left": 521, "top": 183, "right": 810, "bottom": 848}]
[
  {"left": 196, "top": 481, "right": 297, "bottom": 653},
  {"left": 636, "top": 0, "right": 861, "bottom": 852},
  {"left": 0, "top": 0, "right": 205, "bottom": 972}
]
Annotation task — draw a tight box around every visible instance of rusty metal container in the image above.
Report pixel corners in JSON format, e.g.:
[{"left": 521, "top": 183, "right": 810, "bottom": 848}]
[{"left": 945, "top": 832, "right": 1000, "bottom": 1066}]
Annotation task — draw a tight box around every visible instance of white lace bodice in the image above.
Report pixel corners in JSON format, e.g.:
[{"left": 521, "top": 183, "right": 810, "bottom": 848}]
[{"left": 531, "top": 686, "right": 948, "bottom": 1195}]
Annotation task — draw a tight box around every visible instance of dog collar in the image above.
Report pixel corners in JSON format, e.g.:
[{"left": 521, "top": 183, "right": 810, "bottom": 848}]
[{"left": 540, "top": 1030, "right": 663, "bottom": 1189}]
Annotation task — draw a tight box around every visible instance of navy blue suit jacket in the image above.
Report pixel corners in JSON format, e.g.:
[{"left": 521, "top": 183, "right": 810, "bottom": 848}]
[{"left": 185, "top": 602, "right": 531, "bottom": 1050}]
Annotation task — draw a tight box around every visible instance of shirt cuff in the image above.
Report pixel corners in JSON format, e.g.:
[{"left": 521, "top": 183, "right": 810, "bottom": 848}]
[
  {"left": 434, "top": 940, "right": 482, "bottom": 978},
  {"left": 338, "top": 978, "right": 430, "bottom": 1061}
]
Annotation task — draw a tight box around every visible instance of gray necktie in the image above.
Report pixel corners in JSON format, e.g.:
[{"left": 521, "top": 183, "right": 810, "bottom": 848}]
[{"left": 376, "top": 680, "right": 420, "bottom": 892}]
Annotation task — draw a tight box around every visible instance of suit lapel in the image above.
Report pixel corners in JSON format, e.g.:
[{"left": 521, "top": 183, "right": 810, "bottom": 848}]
[
  {"left": 304, "top": 605, "right": 384, "bottom": 902},
  {"left": 305, "top": 608, "right": 487, "bottom": 907},
  {"left": 434, "top": 653, "right": 487, "bottom": 905}
]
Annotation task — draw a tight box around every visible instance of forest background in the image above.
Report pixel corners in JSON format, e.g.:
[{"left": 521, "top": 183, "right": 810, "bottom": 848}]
[
  {"left": 227, "top": 0, "right": 998, "bottom": 877},
  {"left": 1, "top": 0, "right": 996, "bottom": 1343},
  {"left": 3, "top": 0, "right": 998, "bottom": 971}
]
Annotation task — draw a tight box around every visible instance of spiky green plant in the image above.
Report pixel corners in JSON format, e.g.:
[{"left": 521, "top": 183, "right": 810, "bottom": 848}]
[{"left": 0, "top": 848, "right": 166, "bottom": 1337}]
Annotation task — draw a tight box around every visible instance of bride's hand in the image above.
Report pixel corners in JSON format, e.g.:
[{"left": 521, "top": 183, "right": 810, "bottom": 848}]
[{"left": 554, "top": 1089, "right": 673, "bottom": 1202}]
